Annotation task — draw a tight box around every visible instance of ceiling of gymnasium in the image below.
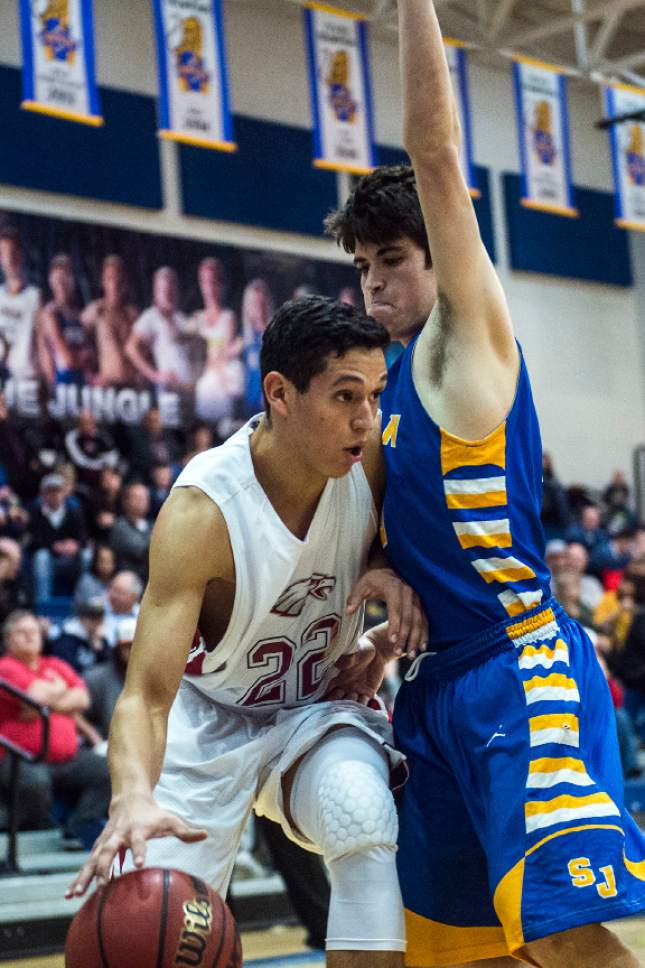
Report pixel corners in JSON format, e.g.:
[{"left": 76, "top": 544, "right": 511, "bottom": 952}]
[{"left": 281, "top": 0, "right": 645, "bottom": 88}]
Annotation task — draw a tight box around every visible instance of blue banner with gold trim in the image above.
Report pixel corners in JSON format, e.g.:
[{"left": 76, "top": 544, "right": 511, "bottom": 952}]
[
  {"left": 513, "top": 56, "right": 578, "bottom": 218},
  {"left": 303, "top": 1, "right": 375, "bottom": 175},
  {"left": 152, "top": 0, "right": 236, "bottom": 152},
  {"left": 19, "top": 0, "right": 102, "bottom": 125},
  {"left": 604, "top": 83, "right": 645, "bottom": 233}
]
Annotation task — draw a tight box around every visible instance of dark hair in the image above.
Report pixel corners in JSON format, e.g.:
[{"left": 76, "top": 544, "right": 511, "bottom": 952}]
[
  {"left": 260, "top": 295, "right": 388, "bottom": 417},
  {"left": 324, "top": 165, "right": 432, "bottom": 267},
  {"left": 0, "top": 225, "right": 20, "bottom": 245}
]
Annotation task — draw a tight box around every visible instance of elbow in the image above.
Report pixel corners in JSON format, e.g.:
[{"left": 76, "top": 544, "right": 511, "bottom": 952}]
[{"left": 404, "top": 138, "right": 461, "bottom": 173}]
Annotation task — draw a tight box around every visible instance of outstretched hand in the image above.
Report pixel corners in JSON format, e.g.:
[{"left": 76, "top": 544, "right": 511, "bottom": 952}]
[
  {"left": 346, "top": 567, "right": 428, "bottom": 656},
  {"left": 65, "top": 792, "right": 207, "bottom": 898}
]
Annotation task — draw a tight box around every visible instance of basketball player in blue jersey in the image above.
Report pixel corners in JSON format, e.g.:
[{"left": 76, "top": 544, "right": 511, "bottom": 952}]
[{"left": 326, "top": 3, "right": 645, "bottom": 966}]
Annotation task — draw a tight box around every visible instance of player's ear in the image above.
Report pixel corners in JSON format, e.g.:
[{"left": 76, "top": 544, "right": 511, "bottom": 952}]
[{"left": 263, "top": 371, "right": 291, "bottom": 418}]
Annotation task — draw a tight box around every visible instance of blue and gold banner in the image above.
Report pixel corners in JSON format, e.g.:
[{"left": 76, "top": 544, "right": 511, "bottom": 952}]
[
  {"left": 19, "top": 0, "right": 102, "bottom": 125},
  {"left": 444, "top": 40, "right": 479, "bottom": 198},
  {"left": 513, "top": 56, "right": 578, "bottom": 218},
  {"left": 303, "top": 1, "right": 375, "bottom": 175},
  {"left": 152, "top": 0, "right": 236, "bottom": 152},
  {"left": 604, "top": 83, "right": 645, "bottom": 233}
]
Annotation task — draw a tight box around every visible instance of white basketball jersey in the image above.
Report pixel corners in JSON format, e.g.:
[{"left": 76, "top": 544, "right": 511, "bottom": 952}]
[
  {"left": 0, "top": 284, "right": 39, "bottom": 378},
  {"left": 174, "top": 418, "right": 377, "bottom": 714}
]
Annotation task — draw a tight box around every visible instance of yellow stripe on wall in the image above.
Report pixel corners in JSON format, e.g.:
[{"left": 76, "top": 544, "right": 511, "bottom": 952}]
[{"left": 440, "top": 424, "right": 507, "bottom": 476}]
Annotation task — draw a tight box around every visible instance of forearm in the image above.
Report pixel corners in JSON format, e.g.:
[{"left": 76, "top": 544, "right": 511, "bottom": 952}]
[
  {"left": 51, "top": 687, "right": 89, "bottom": 715},
  {"left": 398, "top": 0, "right": 459, "bottom": 156},
  {"left": 107, "top": 691, "right": 168, "bottom": 801}
]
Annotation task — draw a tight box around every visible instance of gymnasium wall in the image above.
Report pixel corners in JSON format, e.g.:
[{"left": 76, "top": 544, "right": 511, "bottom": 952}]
[{"left": 0, "top": 0, "right": 643, "bottom": 488}]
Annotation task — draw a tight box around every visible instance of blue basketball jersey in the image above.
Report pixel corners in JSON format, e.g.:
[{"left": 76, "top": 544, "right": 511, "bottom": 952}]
[{"left": 380, "top": 340, "right": 551, "bottom": 651}]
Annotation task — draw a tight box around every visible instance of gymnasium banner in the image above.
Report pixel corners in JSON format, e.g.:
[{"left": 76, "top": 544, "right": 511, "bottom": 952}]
[
  {"left": 444, "top": 40, "right": 479, "bottom": 199},
  {"left": 152, "top": 0, "right": 236, "bottom": 152},
  {"left": 303, "top": 1, "right": 375, "bottom": 175},
  {"left": 0, "top": 208, "right": 357, "bottom": 436},
  {"left": 513, "top": 57, "right": 578, "bottom": 218},
  {"left": 19, "top": 0, "right": 102, "bottom": 126},
  {"left": 604, "top": 83, "right": 645, "bottom": 232}
]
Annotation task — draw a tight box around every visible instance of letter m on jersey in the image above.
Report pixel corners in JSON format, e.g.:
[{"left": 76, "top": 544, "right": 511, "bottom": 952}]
[{"left": 382, "top": 414, "right": 401, "bottom": 448}]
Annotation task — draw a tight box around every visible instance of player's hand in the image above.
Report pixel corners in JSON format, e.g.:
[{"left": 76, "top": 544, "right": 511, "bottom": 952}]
[
  {"left": 65, "top": 792, "right": 208, "bottom": 898},
  {"left": 346, "top": 567, "right": 428, "bottom": 656},
  {"left": 325, "top": 634, "right": 377, "bottom": 704}
]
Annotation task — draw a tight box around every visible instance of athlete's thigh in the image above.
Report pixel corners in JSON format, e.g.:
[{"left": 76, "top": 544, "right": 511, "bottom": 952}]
[{"left": 133, "top": 683, "right": 266, "bottom": 892}]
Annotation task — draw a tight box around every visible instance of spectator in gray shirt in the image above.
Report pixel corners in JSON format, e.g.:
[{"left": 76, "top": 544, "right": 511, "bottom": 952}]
[{"left": 108, "top": 482, "right": 151, "bottom": 580}]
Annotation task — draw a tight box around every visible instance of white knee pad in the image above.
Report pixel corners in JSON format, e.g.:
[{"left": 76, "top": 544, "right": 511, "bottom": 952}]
[
  {"left": 290, "top": 728, "right": 405, "bottom": 952},
  {"left": 317, "top": 758, "right": 398, "bottom": 862}
]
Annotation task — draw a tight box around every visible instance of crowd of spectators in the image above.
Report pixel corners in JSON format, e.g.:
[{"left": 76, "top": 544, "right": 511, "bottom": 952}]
[
  {"left": 539, "top": 452, "right": 645, "bottom": 780},
  {"left": 0, "top": 399, "right": 216, "bottom": 846}
]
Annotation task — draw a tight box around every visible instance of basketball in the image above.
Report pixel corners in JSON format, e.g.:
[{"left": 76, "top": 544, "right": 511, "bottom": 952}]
[{"left": 65, "top": 868, "right": 242, "bottom": 968}]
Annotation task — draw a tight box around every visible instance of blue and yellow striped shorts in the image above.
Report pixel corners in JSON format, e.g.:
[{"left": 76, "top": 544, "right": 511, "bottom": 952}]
[{"left": 394, "top": 598, "right": 645, "bottom": 966}]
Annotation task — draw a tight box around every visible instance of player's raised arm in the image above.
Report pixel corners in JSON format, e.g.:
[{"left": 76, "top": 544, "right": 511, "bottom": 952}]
[
  {"left": 398, "top": 0, "right": 515, "bottom": 360},
  {"left": 67, "top": 487, "right": 230, "bottom": 897}
]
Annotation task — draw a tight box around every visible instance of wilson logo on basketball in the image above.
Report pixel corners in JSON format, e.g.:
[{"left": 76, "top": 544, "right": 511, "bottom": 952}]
[
  {"left": 175, "top": 893, "right": 213, "bottom": 965},
  {"left": 271, "top": 573, "right": 337, "bottom": 617}
]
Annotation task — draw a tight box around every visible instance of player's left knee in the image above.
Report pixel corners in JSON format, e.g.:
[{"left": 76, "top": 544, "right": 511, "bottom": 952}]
[{"left": 317, "top": 759, "right": 398, "bottom": 863}]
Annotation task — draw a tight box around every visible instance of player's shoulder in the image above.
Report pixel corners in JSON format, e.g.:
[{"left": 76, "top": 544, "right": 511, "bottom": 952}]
[
  {"left": 174, "top": 422, "right": 256, "bottom": 507},
  {"left": 152, "top": 485, "right": 233, "bottom": 583}
]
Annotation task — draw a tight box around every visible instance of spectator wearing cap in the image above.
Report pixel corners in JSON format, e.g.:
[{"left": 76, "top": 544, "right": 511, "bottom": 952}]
[
  {"left": 83, "top": 616, "right": 135, "bottom": 752},
  {"left": 29, "top": 473, "right": 87, "bottom": 606},
  {"left": 103, "top": 570, "right": 142, "bottom": 646},
  {"left": 108, "top": 482, "right": 151, "bottom": 580},
  {"left": 0, "top": 610, "right": 110, "bottom": 843},
  {"left": 545, "top": 539, "right": 568, "bottom": 586},
  {"left": 46, "top": 596, "right": 109, "bottom": 675}
]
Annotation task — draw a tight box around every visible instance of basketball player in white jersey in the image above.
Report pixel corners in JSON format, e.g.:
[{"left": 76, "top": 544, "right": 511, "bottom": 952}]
[
  {"left": 0, "top": 226, "right": 39, "bottom": 380},
  {"left": 69, "top": 296, "right": 428, "bottom": 967}
]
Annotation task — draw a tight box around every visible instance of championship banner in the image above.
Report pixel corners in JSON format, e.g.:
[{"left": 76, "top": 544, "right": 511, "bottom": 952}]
[
  {"left": 604, "top": 83, "right": 645, "bottom": 232},
  {"left": 444, "top": 40, "right": 479, "bottom": 199},
  {"left": 513, "top": 57, "right": 578, "bottom": 218},
  {"left": 303, "top": 1, "right": 375, "bottom": 175},
  {"left": 19, "top": 0, "right": 102, "bottom": 126},
  {"left": 152, "top": 0, "right": 236, "bottom": 152}
]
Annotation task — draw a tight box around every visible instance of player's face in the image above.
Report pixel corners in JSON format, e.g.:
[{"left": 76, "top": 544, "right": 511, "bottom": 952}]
[
  {"left": 0, "top": 240, "right": 23, "bottom": 276},
  {"left": 287, "top": 347, "right": 387, "bottom": 479},
  {"left": 102, "top": 260, "right": 125, "bottom": 300},
  {"left": 199, "top": 260, "right": 224, "bottom": 302},
  {"left": 353, "top": 237, "right": 436, "bottom": 344},
  {"left": 49, "top": 264, "right": 74, "bottom": 302},
  {"left": 154, "top": 269, "right": 178, "bottom": 313}
]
